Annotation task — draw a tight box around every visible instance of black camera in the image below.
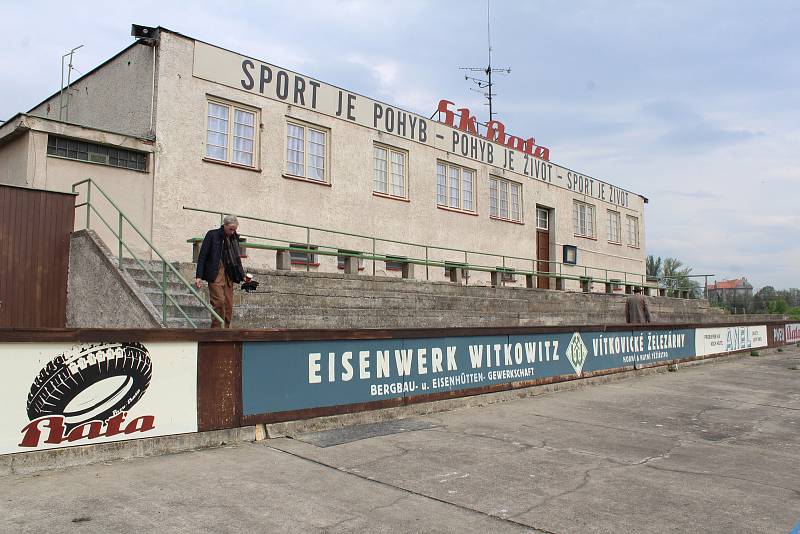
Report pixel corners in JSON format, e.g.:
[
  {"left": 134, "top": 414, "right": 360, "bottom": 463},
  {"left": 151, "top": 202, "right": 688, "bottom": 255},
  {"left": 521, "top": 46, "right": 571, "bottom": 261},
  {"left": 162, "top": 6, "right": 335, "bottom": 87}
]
[{"left": 241, "top": 274, "right": 259, "bottom": 293}]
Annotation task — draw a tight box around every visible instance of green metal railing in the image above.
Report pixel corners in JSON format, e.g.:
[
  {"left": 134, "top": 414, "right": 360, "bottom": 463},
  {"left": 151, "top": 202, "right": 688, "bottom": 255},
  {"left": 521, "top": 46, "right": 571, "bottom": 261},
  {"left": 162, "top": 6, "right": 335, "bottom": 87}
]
[
  {"left": 73, "top": 179, "right": 223, "bottom": 327},
  {"left": 184, "top": 206, "right": 713, "bottom": 297}
]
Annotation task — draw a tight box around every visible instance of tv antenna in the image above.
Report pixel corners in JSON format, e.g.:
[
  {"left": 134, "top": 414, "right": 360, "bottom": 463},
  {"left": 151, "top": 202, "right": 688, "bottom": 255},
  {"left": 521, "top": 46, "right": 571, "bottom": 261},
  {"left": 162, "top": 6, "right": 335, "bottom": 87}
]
[
  {"left": 459, "top": 0, "right": 510, "bottom": 123},
  {"left": 59, "top": 44, "right": 84, "bottom": 122}
]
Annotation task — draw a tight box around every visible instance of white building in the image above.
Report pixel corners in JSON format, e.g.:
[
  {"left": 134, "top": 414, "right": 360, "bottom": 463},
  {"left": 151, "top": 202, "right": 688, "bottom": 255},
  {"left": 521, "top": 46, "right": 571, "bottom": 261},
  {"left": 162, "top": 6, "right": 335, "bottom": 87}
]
[{"left": 0, "top": 26, "right": 648, "bottom": 289}]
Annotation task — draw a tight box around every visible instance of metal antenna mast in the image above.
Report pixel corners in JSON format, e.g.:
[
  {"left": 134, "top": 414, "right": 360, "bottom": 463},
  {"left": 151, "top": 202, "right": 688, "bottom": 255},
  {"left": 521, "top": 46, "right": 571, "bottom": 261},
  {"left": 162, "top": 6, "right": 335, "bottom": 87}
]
[
  {"left": 59, "top": 44, "right": 84, "bottom": 122},
  {"left": 459, "top": 0, "right": 510, "bottom": 123}
]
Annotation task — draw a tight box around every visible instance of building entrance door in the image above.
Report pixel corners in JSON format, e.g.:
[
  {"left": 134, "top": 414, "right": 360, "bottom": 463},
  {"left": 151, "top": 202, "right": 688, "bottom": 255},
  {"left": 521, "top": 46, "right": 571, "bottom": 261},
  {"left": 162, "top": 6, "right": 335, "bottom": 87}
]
[{"left": 536, "top": 207, "right": 550, "bottom": 289}]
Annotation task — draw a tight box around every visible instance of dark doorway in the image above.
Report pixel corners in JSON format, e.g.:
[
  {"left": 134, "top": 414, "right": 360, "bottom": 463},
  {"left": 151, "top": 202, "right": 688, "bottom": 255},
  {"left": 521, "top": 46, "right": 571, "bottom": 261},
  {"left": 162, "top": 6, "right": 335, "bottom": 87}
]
[{"left": 536, "top": 207, "right": 550, "bottom": 289}]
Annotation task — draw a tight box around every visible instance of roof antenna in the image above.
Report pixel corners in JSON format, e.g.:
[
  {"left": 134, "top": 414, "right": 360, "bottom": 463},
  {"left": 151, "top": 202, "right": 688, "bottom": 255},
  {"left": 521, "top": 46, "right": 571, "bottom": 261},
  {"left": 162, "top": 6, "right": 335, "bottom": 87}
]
[
  {"left": 59, "top": 44, "right": 84, "bottom": 122},
  {"left": 459, "top": 0, "right": 511, "bottom": 123}
]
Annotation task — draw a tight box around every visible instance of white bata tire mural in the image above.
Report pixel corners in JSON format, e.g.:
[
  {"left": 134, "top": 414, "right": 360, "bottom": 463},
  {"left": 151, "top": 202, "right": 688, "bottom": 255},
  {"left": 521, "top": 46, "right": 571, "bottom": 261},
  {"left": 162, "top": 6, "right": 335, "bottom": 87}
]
[
  {"left": 0, "top": 341, "right": 197, "bottom": 455},
  {"left": 26, "top": 343, "right": 153, "bottom": 431}
]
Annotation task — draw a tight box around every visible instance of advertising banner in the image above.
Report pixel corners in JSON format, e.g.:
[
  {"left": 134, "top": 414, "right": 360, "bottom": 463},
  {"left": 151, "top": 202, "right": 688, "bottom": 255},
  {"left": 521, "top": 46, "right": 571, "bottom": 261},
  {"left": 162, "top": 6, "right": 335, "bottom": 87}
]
[
  {"left": 243, "top": 329, "right": 695, "bottom": 416},
  {"left": 786, "top": 324, "right": 800, "bottom": 344},
  {"left": 0, "top": 342, "right": 198, "bottom": 455},
  {"left": 694, "top": 326, "right": 767, "bottom": 357}
]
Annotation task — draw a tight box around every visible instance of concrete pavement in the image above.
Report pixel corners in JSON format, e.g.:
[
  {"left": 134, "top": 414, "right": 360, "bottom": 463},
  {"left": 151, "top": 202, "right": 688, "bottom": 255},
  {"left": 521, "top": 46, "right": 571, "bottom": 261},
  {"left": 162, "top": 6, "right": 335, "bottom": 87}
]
[{"left": 2, "top": 349, "right": 799, "bottom": 533}]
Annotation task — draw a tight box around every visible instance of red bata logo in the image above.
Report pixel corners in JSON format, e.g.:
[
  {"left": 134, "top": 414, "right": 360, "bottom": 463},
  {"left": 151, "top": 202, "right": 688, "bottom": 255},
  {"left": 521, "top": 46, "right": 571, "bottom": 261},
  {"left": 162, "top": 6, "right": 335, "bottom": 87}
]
[
  {"left": 20, "top": 342, "right": 154, "bottom": 448},
  {"left": 20, "top": 412, "right": 155, "bottom": 447},
  {"left": 436, "top": 99, "right": 551, "bottom": 161}
]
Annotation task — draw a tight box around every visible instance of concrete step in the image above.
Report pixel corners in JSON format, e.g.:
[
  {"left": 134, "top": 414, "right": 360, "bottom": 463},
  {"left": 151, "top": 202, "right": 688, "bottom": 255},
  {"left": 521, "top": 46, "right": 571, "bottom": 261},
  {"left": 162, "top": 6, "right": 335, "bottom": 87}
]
[
  {"left": 124, "top": 267, "right": 187, "bottom": 287},
  {"left": 130, "top": 277, "right": 195, "bottom": 293},
  {"left": 166, "top": 317, "right": 213, "bottom": 328},
  {"left": 234, "top": 290, "right": 578, "bottom": 313},
  {"left": 144, "top": 290, "right": 211, "bottom": 309}
]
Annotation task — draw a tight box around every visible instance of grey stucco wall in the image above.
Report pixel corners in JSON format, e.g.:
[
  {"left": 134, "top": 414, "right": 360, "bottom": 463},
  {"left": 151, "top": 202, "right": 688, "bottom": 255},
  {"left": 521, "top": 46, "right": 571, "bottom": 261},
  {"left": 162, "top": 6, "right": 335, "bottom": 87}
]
[
  {"left": 67, "top": 230, "right": 160, "bottom": 328},
  {"left": 0, "top": 134, "right": 29, "bottom": 185},
  {"left": 29, "top": 42, "right": 155, "bottom": 139}
]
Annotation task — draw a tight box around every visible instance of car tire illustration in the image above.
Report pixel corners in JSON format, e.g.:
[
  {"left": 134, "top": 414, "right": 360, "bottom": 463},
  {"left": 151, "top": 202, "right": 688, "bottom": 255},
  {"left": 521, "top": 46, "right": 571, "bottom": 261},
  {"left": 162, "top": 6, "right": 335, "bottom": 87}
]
[{"left": 26, "top": 342, "right": 152, "bottom": 431}]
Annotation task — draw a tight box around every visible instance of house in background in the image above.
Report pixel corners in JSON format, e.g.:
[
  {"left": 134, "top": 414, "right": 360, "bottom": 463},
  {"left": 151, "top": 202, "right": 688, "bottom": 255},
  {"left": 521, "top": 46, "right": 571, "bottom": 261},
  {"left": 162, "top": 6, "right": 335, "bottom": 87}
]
[{"left": 707, "top": 278, "right": 753, "bottom": 309}]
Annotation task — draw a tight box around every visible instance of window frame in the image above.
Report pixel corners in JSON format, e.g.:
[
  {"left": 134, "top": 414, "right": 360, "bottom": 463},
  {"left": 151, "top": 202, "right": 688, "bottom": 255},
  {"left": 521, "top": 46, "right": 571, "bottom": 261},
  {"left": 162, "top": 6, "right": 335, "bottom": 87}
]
[
  {"left": 205, "top": 97, "right": 259, "bottom": 169},
  {"left": 573, "top": 200, "right": 596, "bottom": 239},
  {"left": 337, "top": 250, "right": 365, "bottom": 271},
  {"left": 607, "top": 210, "right": 622, "bottom": 244},
  {"left": 536, "top": 208, "right": 549, "bottom": 230},
  {"left": 385, "top": 255, "right": 407, "bottom": 271},
  {"left": 489, "top": 176, "right": 524, "bottom": 223},
  {"left": 289, "top": 242, "right": 319, "bottom": 266},
  {"left": 436, "top": 161, "right": 477, "bottom": 214},
  {"left": 46, "top": 135, "right": 148, "bottom": 172},
  {"left": 285, "top": 119, "right": 330, "bottom": 184},
  {"left": 626, "top": 215, "right": 640, "bottom": 248},
  {"left": 373, "top": 143, "right": 409, "bottom": 200}
]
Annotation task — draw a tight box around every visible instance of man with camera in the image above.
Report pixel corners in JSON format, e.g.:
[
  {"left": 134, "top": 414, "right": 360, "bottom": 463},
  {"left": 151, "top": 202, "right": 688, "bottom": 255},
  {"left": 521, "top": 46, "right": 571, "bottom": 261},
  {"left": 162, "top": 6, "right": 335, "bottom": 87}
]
[{"left": 194, "top": 215, "right": 246, "bottom": 328}]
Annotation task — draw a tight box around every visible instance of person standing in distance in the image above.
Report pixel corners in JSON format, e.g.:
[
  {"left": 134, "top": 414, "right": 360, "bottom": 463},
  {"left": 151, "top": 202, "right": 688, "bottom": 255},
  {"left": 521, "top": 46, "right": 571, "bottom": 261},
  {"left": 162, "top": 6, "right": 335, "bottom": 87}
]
[
  {"left": 626, "top": 286, "right": 652, "bottom": 324},
  {"left": 194, "top": 215, "right": 245, "bottom": 328}
]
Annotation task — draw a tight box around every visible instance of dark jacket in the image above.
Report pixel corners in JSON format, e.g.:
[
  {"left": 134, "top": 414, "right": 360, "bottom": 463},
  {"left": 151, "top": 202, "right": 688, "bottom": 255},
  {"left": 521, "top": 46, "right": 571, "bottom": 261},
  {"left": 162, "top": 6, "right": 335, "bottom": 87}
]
[
  {"left": 195, "top": 227, "right": 245, "bottom": 283},
  {"left": 626, "top": 293, "right": 652, "bottom": 324}
]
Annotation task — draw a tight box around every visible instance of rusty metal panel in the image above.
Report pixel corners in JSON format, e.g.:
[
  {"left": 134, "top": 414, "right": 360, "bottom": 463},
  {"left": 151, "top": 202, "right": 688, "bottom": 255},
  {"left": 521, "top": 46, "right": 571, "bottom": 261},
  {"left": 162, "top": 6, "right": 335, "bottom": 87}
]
[
  {"left": 767, "top": 322, "right": 787, "bottom": 347},
  {"left": 197, "top": 342, "right": 242, "bottom": 431},
  {"left": 0, "top": 185, "right": 75, "bottom": 328}
]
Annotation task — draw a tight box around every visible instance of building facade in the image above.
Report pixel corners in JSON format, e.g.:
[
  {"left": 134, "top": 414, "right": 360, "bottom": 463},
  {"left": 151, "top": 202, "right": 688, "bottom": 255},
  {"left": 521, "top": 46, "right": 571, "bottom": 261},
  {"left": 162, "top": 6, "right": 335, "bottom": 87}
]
[
  {"left": 707, "top": 278, "right": 754, "bottom": 308},
  {"left": 0, "top": 27, "right": 648, "bottom": 288}
]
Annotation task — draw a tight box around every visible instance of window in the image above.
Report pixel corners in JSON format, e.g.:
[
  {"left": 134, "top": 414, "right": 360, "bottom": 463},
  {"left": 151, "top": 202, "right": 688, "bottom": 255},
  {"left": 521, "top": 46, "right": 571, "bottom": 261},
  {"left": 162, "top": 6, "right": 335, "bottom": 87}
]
[
  {"left": 46, "top": 135, "right": 147, "bottom": 171},
  {"left": 437, "top": 162, "right": 475, "bottom": 212},
  {"left": 289, "top": 243, "right": 318, "bottom": 265},
  {"left": 626, "top": 215, "right": 640, "bottom": 247},
  {"left": 607, "top": 210, "right": 621, "bottom": 243},
  {"left": 536, "top": 208, "right": 549, "bottom": 230},
  {"left": 286, "top": 121, "right": 328, "bottom": 182},
  {"left": 573, "top": 200, "right": 595, "bottom": 238},
  {"left": 489, "top": 177, "right": 522, "bottom": 222},
  {"left": 374, "top": 144, "right": 408, "bottom": 198},
  {"left": 337, "top": 250, "right": 364, "bottom": 270},
  {"left": 385, "top": 255, "right": 406, "bottom": 271},
  {"left": 206, "top": 100, "right": 256, "bottom": 167}
]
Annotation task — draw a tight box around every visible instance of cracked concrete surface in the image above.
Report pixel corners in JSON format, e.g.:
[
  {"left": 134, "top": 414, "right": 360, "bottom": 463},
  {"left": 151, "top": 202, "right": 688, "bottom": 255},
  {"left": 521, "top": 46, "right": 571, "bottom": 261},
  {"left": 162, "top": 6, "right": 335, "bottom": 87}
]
[{"left": 2, "top": 349, "right": 799, "bottom": 533}]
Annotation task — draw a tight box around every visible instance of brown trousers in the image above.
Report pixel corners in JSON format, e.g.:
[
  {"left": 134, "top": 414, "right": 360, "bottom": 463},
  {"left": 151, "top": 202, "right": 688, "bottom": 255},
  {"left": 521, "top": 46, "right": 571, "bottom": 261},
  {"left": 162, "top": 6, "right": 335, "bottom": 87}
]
[{"left": 209, "top": 262, "right": 233, "bottom": 328}]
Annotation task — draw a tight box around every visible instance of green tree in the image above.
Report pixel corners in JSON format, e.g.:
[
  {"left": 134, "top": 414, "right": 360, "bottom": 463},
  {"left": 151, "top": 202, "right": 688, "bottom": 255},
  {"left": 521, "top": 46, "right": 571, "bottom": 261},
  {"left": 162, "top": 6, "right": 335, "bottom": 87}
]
[
  {"left": 751, "top": 286, "right": 777, "bottom": 313},
  {"left": 646, "top": 255, "right": 663, "bottom": 278},
  {"left": 767, "top": 299, "right": 789, "bottom": 314},
  {"left": 661, "top": 257, "right": 701, "bottom": 298}
]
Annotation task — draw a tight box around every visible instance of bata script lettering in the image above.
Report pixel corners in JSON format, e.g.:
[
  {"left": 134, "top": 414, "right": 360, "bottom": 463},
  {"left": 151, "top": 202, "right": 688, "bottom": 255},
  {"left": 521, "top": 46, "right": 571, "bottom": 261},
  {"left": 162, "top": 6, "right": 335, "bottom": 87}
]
[
  {"left": 438, "top": 99, "right": 550, "bottom": 161},
  {"left": 19, "top": 412, "right": 155, "bottom": 448}
]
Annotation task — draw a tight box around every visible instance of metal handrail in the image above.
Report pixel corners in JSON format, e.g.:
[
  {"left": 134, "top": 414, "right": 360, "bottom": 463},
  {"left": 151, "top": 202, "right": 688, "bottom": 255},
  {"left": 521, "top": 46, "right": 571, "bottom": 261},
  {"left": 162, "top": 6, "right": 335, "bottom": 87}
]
[
  {"left": 184, "top": 206, "right": 709, "bottom": 292},
  {"left": 73, "top": 179, "right": 223, "bottom": 327}
]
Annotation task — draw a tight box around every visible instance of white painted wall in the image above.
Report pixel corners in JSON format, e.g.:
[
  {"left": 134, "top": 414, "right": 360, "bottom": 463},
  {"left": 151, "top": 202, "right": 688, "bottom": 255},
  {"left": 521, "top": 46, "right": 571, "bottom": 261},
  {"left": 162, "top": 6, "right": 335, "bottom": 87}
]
[{"left": 151, "top": 31, "right": 646, "bottom": 288}]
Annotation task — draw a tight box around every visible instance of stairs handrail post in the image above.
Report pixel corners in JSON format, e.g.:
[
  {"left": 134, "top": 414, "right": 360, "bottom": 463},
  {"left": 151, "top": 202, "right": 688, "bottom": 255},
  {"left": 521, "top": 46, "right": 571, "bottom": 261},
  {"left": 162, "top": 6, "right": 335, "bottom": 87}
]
[
  {"left": 162, "top": 260, "right": 168, "bottom": 327},
  {"left": 118, "top": 212, "right": 124, "bottom": 263},
  {"left": 71, "top": 178, "right": 223, "bottom": 327},
  {"left": 306, "top": 226, "right": 310, "bottom": 272},
  {"left": 86, "top": 180, "right": 92, "bottom": 229}
]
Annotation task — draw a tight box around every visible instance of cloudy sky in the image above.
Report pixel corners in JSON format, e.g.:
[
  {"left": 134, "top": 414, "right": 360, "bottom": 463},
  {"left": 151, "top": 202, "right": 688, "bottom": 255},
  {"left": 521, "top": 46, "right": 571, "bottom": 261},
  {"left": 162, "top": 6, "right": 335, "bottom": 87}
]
[{"left": 2, "top": 1, "right": 798, "bottom": 289}]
